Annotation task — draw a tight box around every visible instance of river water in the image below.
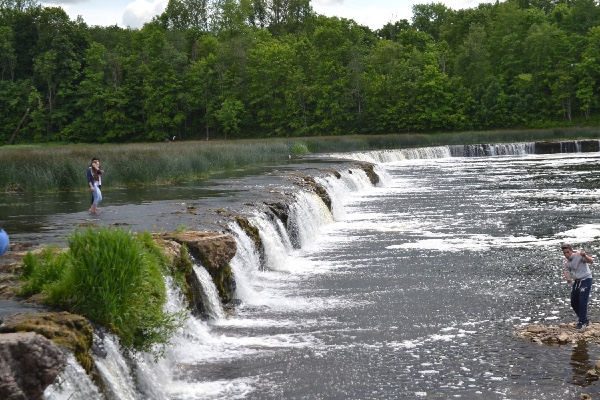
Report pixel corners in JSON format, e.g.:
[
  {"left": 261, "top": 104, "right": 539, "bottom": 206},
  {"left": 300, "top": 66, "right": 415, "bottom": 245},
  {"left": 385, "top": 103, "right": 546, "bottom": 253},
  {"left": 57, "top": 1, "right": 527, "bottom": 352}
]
[{"left": 17, "top": 144, "right": 600, "bottom": 399}]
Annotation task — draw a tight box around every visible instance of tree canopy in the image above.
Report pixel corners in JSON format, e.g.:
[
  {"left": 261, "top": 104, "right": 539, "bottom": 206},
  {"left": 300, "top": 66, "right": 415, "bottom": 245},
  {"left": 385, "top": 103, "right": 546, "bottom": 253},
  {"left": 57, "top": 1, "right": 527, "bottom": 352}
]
[{"left": 1, "top": 0, "right": 600, "bottom": 144}]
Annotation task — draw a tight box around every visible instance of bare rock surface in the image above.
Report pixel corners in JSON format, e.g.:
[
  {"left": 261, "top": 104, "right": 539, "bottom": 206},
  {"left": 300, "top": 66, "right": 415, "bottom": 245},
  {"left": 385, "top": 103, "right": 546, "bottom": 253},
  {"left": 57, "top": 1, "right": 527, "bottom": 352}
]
[
  {"left": 516, "top": 322, "right": 600, "bottom": 344},
  {"left": 0, "top": 331, "right": 67, "bottom": 400}
]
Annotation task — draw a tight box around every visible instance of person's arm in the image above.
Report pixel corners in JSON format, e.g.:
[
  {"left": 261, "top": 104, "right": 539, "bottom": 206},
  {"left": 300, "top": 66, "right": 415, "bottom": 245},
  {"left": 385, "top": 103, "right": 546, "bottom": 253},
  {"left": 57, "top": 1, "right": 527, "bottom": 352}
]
[
  {"left": 579, "top": 250, "right": 594, "bottom": 264},
  {"left": 86, "top": 168, "right": 94, "bottom": 190},
  {"left": 563, "top": 260, "right": 572, "bottom": 283}
]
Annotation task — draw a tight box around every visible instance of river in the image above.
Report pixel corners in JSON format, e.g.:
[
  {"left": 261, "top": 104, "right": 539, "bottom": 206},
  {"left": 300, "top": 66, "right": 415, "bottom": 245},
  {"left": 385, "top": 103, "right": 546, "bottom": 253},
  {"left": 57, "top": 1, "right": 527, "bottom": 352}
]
[{"left": 5, "top": 143, "right": 600, "bottom": 399}]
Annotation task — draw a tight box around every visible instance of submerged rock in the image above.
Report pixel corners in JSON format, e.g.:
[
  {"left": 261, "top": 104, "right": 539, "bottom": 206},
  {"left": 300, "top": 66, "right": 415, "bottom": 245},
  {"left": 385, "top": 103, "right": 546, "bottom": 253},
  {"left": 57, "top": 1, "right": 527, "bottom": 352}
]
[
  {"left": 516, "top": 322, "right": 600, "bottom": 344},
  {"left": 0, "top": 331, "right": 67, "bottom": 400}
]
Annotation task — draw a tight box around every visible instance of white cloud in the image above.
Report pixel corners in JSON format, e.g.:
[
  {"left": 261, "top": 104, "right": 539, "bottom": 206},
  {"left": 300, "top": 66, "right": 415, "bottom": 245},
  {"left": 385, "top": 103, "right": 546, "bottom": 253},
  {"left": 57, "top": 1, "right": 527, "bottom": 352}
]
[{"left": 122, "top": 0, "right": 168, "bottom": 28}]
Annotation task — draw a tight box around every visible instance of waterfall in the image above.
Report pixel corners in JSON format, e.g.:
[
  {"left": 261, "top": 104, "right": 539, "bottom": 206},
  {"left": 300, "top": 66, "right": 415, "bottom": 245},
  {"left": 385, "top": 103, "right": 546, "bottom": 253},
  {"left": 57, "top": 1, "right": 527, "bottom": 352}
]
[
  {"left": 192, "top": 264, "right": 226, "bottom": 320},
  {"left": 330, "top": 146, "right": 451, "bottom": 163},
  {"left": 93, "top": 334, "right": 140, "bottom": 400},
  {"left": 328, "top": 141, "right": 600, "bottom": 163},
  {"left": 314, "top": 168, "right": 380, "bottom": 221},
  {"left": 288, "top": 191, "right": 334, "bottom": 249},
  {"left": 247, "top": 213, "right": 294, "bottom": 272},
  {"left": 44, "top": 354, "right": 103, "bottom": 400},
  {"left": 46, "top": 158, "right": 393, "bottom": 399}
]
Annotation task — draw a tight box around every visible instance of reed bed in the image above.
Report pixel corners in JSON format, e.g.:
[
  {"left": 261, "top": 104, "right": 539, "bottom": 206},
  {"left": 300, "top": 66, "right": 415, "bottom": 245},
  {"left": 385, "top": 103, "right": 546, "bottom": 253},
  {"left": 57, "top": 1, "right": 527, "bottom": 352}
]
[{"left": 2, "top": 127, "right": 600, "bottom": 193}]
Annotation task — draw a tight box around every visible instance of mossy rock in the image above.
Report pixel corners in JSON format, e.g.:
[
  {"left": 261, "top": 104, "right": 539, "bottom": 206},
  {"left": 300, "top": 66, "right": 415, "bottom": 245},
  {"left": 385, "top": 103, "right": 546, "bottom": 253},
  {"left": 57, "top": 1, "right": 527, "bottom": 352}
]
[
  {"left": 234, "top": 216, "right": 262, "bottom": 252},
  {"left": 162, "top": 231, "right": 237, "bottom": 303},
  {"left": 0, "top": 311, "right": 95, "bottom": 375}
]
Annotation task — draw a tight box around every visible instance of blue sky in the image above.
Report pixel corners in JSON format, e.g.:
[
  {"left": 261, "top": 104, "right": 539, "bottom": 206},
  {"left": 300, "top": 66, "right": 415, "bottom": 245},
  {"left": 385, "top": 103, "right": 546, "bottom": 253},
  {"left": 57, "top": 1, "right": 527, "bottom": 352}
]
[{"left": 41, "top": 0, "right": 490, "bottom": 30}]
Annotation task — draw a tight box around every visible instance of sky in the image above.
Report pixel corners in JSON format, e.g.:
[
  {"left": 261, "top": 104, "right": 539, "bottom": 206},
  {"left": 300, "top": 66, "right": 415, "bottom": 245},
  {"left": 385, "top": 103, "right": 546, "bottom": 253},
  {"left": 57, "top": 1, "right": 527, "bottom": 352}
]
[{"left": 40, "top": 0, "right": 489, "bottom": 31}]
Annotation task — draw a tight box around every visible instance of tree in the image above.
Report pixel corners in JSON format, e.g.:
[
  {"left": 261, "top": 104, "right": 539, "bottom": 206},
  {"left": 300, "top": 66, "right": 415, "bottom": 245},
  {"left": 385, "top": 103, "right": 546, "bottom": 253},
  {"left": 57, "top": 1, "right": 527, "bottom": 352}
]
[
  {"left": 215, "top": 98, "right": 244, "bottom": 138},
  {"left": 411, "top": 2, "right": 454, "bottom": 41}
]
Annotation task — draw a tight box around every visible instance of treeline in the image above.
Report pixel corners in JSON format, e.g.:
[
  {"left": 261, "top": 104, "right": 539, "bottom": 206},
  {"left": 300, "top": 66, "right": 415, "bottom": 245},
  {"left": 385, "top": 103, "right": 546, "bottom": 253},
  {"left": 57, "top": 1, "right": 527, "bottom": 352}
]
[{"left": 1, "top": 0, "right": 599, "bottom": 144}]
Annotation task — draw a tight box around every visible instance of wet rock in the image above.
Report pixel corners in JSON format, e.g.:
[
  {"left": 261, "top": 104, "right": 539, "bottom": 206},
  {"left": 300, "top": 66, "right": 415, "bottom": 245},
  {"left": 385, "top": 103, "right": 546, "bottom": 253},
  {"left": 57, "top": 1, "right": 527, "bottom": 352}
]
[
  {"left": 516, "top": 322, "right": 600, "bottom": 344},
  {"left": 355, "top": 162, "right": 380, "bottom": 185},
  {"left": 0, "top": 312, "right": 95, "bottom": 376},
  {"left": 580, "top": 140, "right": 600, "bottom": 152},
  {"left": 534, "top": 141, "right": 561, "bottom": 154},
  {"left": 233, "top": 216, "right": 262, "bottom": 255},
  {"left": 294, "top": 176, "right": 332, "bottom": 212},
  {"left": 0, "top": 331, "right": 67, "bottom": 400},
  {"left": 163, "top": 231, "right": 237, "bottom": 303}
]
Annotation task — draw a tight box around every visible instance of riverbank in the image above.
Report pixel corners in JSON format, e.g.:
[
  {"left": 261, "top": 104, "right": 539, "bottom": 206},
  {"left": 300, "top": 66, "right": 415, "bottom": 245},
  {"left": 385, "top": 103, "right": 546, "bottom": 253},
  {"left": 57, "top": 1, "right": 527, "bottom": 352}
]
[{"left": 2, "top": 127, "right": 600, "bottom": 193}]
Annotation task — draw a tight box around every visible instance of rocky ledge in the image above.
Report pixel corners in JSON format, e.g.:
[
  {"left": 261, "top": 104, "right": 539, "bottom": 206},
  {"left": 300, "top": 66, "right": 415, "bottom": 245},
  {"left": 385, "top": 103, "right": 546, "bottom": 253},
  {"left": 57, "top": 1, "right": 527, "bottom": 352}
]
[
  {"left": 0, "top": 331, "right": 66, "bottom": 400},
  {"left": 0, "top": 230, "right": 239, "bottom": 399},
  {"left": 516, "top": 322, "right": 600, "bottom": 344}
]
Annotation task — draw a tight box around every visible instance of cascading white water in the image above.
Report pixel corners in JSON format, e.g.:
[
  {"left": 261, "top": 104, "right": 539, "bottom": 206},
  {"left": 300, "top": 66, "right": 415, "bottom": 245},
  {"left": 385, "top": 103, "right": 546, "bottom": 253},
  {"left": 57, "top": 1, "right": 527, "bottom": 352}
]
[
  {"left": 192, "top": 264, "right": 226, "bottom": 320},
  {"left": 330, "top": 146, "right": 452, "bottom": 163},
  {"left": 329, "top": 142, "right": 542, "bottom": 162},
  {"left": 47, "top": 160, "right": 395, "bottom": 399},
  {"left": 93, "top": 333, "right": 140, "bottom": 400},
  {"left": 288, "top": 190, "right": 334, "bottom": 249},
  {"left": 314, "top": 168, "right": 380, "bottom": 221},
  {"left": 44, "top": 354, "right": 103, "bottom": 400},
  {"left": 247, "top": 213, "right": 294, "bottom": 272}
]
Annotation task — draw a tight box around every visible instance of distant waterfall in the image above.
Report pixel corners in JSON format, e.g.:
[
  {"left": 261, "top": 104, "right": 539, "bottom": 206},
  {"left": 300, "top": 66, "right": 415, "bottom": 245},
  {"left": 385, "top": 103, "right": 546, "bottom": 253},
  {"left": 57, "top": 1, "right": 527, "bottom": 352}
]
[
  {"left": 327, "top": 140, "right": 600, "bottom": 163},
  {"left": 331, "top": 146, "right": 451, "bottom": 163},
  {"left": 193, "top": 264, "right": 226, "bottom": 320},
  {"left": 449, "top": 142, "right": 535, "bottom": 157}
]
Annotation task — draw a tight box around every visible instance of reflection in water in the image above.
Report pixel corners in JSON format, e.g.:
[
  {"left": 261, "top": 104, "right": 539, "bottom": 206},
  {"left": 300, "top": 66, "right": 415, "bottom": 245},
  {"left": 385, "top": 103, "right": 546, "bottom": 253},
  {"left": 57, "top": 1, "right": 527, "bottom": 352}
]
[{"left": 570, "top": 341, "right": 598, "bottom": 387}]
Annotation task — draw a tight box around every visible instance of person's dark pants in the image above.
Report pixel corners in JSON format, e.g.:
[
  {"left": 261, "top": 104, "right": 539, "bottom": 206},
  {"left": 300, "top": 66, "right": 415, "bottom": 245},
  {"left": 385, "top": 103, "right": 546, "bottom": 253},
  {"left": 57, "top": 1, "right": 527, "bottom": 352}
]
[{"left": 571, "top": 278, "right": 593, "bottom": 325}]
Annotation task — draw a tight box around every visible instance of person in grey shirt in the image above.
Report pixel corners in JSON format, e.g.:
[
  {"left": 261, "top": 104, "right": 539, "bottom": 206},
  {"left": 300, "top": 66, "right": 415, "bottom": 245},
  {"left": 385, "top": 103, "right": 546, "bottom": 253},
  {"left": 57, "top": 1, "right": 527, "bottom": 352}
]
[{"left": 562, "top": 243, "right": 594, "bottom": 330}]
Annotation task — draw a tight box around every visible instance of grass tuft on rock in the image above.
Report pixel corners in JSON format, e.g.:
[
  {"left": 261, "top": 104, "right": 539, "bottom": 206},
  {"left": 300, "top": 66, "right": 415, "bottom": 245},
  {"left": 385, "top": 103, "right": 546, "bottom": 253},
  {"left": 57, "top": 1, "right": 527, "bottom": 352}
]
[{"left": 20, "top": 227, "right": 183, "bottom": 359}]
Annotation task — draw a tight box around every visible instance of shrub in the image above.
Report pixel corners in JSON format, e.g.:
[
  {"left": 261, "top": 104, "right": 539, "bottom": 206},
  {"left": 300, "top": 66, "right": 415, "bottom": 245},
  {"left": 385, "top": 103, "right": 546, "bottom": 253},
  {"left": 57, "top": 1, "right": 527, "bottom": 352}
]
[
  {"left": 19, "top": 246, "right": 69, "bottom": 297},
  {"left": 22, "top": 227, "right": 183, "bottom": 358}
]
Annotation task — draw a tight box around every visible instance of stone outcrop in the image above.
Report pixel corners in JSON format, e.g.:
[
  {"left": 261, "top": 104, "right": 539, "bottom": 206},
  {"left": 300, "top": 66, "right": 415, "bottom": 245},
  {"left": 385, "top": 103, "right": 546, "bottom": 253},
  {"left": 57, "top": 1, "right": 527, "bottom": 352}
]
[
  {"left": 162, "top": 231, "right": 237, "bottom": 304},
  {"left": 0, "top": 331, "right": 67, "bottom": 400},
  {"left": 0, "top": 312, "right": 95, "bottom": 375},
  {"left": 516, "top": 322, "right": 600, "bottom": 344},
  {"left": 355, "top": 162, "right": 380, "bottom": 185}
]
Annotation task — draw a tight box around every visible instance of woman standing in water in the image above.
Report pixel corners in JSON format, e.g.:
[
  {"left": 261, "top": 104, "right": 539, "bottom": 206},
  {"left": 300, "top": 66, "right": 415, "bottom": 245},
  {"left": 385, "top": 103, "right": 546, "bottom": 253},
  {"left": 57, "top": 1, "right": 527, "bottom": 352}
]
[{"left": 87, "top": 157, "right": 104, "bottom": 214}]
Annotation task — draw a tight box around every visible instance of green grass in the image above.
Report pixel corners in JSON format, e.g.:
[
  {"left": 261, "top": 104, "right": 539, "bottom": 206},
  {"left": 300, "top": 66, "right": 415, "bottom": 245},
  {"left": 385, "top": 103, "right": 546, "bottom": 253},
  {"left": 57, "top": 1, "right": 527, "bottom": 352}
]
[
  {"left": 19, "top": 228, "right": 183, "bottom": 358},
  {"left": 2, "top": 127, "right": 600, "bottom": 193}
]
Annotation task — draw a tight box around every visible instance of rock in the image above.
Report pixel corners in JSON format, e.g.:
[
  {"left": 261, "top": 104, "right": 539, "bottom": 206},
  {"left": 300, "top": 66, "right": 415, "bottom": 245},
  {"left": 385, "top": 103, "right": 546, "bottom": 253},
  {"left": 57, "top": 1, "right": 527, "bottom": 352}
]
[
  {"left": 163, "top": 231, "right": 237, "bottom": 303},
  {"left": 527, "top": 325, "right": 546, "bottom": 333},
  {"left": 0, "top": 331, "right": 67, "bottom": 400},
  {"left": 355, "top": 162, "right": 380, "bottom": 185},
  {"left": 516, "top": 322, "right": 600, "bottom": 344},
  {"left": 534, "top": 141, "right": 562, "bottom": 154},
  {"left": 557, "top": 334, "right": 570, "bottom": 343},
  {"left": 0, "top": 312, "right": 95, "bottom": 375}
]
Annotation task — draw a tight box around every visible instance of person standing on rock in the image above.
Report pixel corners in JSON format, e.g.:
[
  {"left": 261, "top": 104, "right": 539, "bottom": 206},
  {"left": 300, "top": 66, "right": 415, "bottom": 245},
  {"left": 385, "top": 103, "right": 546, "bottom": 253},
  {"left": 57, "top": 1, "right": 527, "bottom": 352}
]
[
  {"left": 87, "top": 157, "right": 104, "bottom": 214},
  {"left": 562, "top": 243, "right": 594, "bottom": 330}
]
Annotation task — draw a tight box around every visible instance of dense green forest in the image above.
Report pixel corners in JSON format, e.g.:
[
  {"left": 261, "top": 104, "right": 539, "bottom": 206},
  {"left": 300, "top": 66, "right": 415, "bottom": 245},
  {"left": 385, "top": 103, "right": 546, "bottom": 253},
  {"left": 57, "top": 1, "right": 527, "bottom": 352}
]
[{"left": 0, "top": 0, "right": 599, "bottom": 144}]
